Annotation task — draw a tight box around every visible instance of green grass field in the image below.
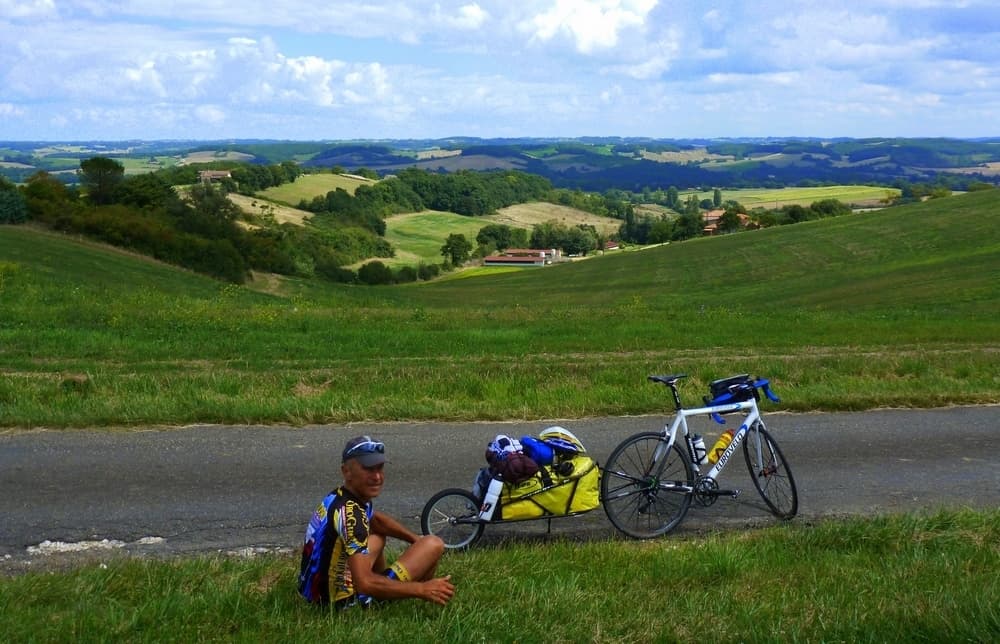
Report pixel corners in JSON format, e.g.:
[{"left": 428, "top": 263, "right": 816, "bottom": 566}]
[
  {"left": 1, "top": 189, "right": 998, "bottom": 427},
  {"left": 682, "top": 185, "right": 900, "bottom": 208},
  {"left": 378, "top": 203, "right": 620, "bottom": 268},
  {"left": 258, "top": 173, "right": 375, "bottom": 205},
  {"left": 118, "top": 156, "right": 182, "bottom": 175},
  {"left": 2, "top": 193, "right": 999, "bottom": 641},
  {"left": 1, "top": 510, "right": 996, "bottom": 641},
  {"left": 380, "top": 211, "right": 487, "bottom": 267}
]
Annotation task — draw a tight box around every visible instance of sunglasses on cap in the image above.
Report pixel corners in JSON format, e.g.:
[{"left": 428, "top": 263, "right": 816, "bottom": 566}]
[{"left": 344, "top": 440, "right": 385, "bottom": 459}]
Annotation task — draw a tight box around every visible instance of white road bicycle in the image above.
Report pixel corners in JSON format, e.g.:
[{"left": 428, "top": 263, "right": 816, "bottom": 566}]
[{"left": 601, "top": 373, "right": 798, "bottom": 539}]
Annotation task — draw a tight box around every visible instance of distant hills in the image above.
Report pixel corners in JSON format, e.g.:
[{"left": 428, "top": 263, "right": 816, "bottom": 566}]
[{"left": 3, "top": 137, "right": 999, "bottom": 192}]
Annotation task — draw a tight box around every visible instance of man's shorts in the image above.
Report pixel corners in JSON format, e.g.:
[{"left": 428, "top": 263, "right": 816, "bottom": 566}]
[{"left": 332, "top": 560, "right": 412, "bottom": 610}]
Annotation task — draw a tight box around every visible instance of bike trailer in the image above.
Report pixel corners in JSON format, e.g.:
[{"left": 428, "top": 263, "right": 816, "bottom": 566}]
[{"left": 499, "top": 452, "right": 600, "bottom": 520}]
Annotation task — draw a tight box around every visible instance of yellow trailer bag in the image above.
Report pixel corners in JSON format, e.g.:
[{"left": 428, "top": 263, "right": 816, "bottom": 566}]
[{"left": 499, "top": 455, "right": 600, "bottom": 520}]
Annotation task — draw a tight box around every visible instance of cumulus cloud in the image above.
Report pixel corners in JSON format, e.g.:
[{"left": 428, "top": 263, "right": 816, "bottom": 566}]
[
  {"left": 194, "top": 104, "right": 227, "bottom": 124},
  {"left": 0, "top": 0, "right": 997, "bottom": 138},
  {"left": 519, "top": 0, "right": 657, "bottom": 54},
  {"left": 437, "top": 3, "right": 490, "bottom": 30}
]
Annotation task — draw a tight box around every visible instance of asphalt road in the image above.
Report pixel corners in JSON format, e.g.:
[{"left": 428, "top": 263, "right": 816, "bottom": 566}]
[{"left": 2, "top": 407, "right": 998, "bottom": 573}]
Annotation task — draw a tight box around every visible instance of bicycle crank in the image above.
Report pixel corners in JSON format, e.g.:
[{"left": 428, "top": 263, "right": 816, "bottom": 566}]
[{"left": 694, "top": 477, "right": 741, "bottom": 506}]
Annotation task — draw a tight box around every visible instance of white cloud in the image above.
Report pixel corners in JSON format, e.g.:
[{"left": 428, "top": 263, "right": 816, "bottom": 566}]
[
  {"left": 0, "top": 0, "right": 56, "bottom": 20},
  {"left": 123, "top": 61, "right": 167, "bottom": 98},
  {"left": 603, "top": 32, "right": 680, "bottom": 80},
  {"left": 437, "top": 3, "right": 490, "bottom": 30},
  {"left": 0, "top": 102, "right": 26, "bottom": 117},
  {"left": 519, "top": 0, "right": 658, "bottom": 54},
  {"left": 0, "top": 1, "right": 997, "bottom": 139},
  {"left": 194, "top": 104, "right": 227, "bottom": 124}
]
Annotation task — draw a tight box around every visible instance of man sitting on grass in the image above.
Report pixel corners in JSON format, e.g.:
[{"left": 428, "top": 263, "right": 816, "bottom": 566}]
[{"left": 298, "top": 435, "right": 455, "bottom": 609}]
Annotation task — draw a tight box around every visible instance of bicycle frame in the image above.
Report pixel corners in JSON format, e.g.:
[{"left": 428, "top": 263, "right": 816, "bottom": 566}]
[{"left": 656, "top": 396, "right": 764, "bottom": 485}]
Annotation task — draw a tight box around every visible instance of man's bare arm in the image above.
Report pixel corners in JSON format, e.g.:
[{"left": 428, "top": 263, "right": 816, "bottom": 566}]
[
  {"left": 371, "top": 511, "right": 419, "bottom": 543},
  {"left": 347, "top": 552, "right": 455, "bottom": 605}
]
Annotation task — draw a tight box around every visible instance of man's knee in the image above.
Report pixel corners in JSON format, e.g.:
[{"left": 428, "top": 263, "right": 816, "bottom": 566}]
[{"left": 417, "top": 534, "right": 445, "bottom": 558}]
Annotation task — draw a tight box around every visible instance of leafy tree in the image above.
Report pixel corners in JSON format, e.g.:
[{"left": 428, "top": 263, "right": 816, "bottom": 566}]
[
  {"left": 22, "top": 171, "right": 79, "bottom": 223},
  {"left": 113, "top": 173, "right": 179, "bottom": 210},
  {"left": 79, "top": 157, "right": 125, "bottom": 205},
  {"left": 476, "top": 223, "right": 526, "bottom": 252},
  {"left": 417, "top": 263, "right": 441, "bottom": 281},
  {"left": 713, "top": 188, "right": 722, "bottom": 207},
  {"left": 647, "top": 217, "right": 674, "bottom": 243},
  {"left": 353, "top": 167, "right": 380, "bottom": 180},
  {"left": 0, "top": 180, "right": 28, "bottom": 224},
  {"left": 809, "top": 199, "right": 851, "bottom": 218},
  {"left": 358, "top": 260, "right": 394, "bottom": 285},
  {"left": 440, "top": 233, "right": 472, "bottom": 266},
  {"left": 529, "top": 220, "right": 563, "bottom": 249},
  {"left": 666, "top": 186, "right": 679, "bottom": 210},
  {"left": 673, "top": 196, "right": 704, "bottom": 240},
  {"left": 395, "top": 265, "right": 418, "bottom": 283},
  {"left": 563, "top": 226, "right": 598, "bottom": 256},
  {"left": 782, "top": 204, "right": 810, "bottom": 224},
  {"left": 718, "top": 210, "right": 742, "bottom": 233},
  {"left": 180, "top": 183, "right": 243, "bottom": 239}
]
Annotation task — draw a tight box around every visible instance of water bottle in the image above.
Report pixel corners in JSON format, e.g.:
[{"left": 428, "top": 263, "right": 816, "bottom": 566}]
[
  {"left": 691, "top": 434, "right": 708, "bottom": 465},
  {"left": 478, "top": 477, "right": 504, "bottom": 521},
  {"left": 707, "top": 429, "right": 735, "bottom": 464}
]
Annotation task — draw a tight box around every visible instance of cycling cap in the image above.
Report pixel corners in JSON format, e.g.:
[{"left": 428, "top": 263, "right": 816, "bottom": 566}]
[{"left": 342, "top": 435, "right": 386, "bottom": 466}]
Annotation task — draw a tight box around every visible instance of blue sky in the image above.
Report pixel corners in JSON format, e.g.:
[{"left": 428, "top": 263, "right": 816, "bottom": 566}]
[{"left": 1, "top": 0, "right": 998, "bottom": 141}]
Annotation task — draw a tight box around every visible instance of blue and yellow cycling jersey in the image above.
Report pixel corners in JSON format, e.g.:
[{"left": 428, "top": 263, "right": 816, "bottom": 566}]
[{"left": 297, "top": 486, "right": 373, "bottom": 604}]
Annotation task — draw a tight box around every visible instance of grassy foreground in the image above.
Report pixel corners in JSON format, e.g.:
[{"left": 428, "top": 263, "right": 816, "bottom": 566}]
[
  {"left": 1, "top": 510, "right": 997, "bottom": 642},
  {"left": 1, "top": 190, "right": 998, "bottom": 428}
]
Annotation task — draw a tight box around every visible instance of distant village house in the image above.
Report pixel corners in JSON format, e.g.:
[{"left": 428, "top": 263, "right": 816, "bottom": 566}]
[{"left": 198, "top": 170, "right": 232, "bottom": 183}]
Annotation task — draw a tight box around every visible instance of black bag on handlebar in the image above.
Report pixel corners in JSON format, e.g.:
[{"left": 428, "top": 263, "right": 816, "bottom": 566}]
[{"left": 705, "top": 374, "right": 758, "bottom": 405}]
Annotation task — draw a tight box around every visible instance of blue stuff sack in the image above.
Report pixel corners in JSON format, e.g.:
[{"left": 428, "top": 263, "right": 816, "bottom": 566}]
[{"left": 520, "top": 435, "right": 554, "bottom": 466}]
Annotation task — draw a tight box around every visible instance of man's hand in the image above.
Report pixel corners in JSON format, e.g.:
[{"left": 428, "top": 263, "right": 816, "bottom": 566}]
[{"left": 422, "top": 575, "right": 455, "bottom": 606}]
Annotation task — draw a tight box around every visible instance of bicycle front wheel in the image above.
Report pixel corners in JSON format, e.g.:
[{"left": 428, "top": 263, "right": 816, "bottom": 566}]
[
  {"left": 420, "top": 488, "right": 485, "bottom": 550},
  {"left": 601, "top": 432, "right": 694, "bottom": 539},
  {"left": 743, "top": 424, "right": 798, "bottom": 519}
]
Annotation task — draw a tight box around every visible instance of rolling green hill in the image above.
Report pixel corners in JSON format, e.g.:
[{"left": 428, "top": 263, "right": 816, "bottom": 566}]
[
  {"left": 1, "top": 190, "right": 997, "bottom": 426},
  {"left": 379, "top": 203, "right": 623, "bottom": 268},
  {"left": 406, "top": 189, "right": 998, "bottom": 315}
]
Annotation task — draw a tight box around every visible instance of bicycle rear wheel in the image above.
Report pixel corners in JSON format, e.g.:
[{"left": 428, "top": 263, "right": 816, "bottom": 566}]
[
  {"left": 601, "top": 432, "right": 694, "bottom": 539},
  {"left": 420, "top": 488, "right": 485, "bottom": 550},
  {"left": 743, "top": 423, "right": 798, "bottom": 519}
]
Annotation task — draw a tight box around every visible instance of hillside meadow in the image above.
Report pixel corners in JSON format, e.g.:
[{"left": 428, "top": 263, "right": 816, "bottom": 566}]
[
  {"left": 684, "top": 185, "right": 899, "bottom": 208},
  {"left": 257, "top": 172, "right": 374, "bottom": 204},
  {"left": 0, "top": 189, "right": 998, "bottom": 428},
  {"left": 380, "top": 203, "right": 622, "bottom": 267}
]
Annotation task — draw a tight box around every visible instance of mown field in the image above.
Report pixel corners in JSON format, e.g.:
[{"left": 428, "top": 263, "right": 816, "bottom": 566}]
[
  {"left": 228, "top": 194, "right": 313, "bottom": 226},
  {"left": 257, "top": 172, "right": 374, "bottom": 204},
  {"left": 0, "top": 189, "right": 998, "bottom": 428},
  {"left": 684, "top": 185, "right": 900, "bottom": 208}
]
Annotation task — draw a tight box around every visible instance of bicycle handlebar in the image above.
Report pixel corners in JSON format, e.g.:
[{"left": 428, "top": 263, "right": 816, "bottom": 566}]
[
  {"left": 754, "top": 378, "right": 781, "bottom": 403},
  {"left": 707, "top": 377, "right": 780, "bottom": 423}
]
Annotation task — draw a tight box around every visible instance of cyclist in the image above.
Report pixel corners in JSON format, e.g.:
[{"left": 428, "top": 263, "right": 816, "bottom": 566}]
[{"left": 298, "top": 435, "right": 455, "bottom": 608}]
